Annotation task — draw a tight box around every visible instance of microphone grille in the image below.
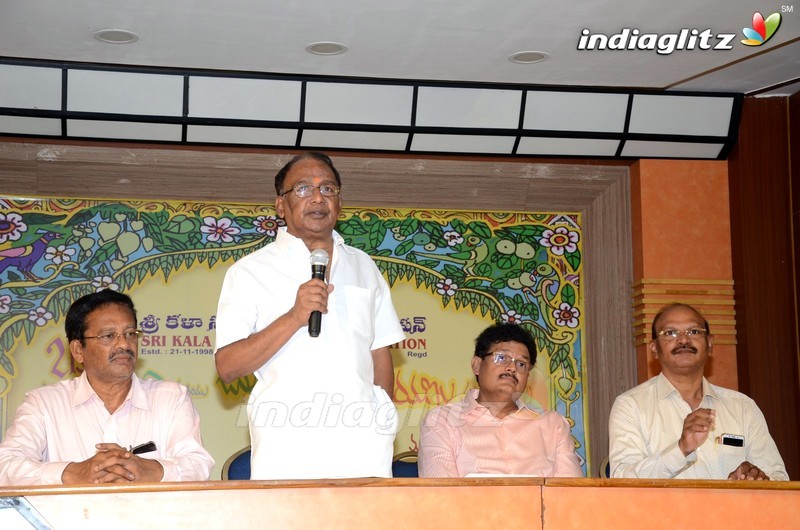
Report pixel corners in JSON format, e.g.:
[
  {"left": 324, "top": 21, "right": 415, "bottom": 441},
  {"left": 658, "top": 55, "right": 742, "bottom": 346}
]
[{"left": 310, "top": 248, "right": 330, "bottom": 267}]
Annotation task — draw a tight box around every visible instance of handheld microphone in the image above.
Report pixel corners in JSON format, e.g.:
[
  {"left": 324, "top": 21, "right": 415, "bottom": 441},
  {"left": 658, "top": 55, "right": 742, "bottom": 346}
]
[{"left": 308, "top": 249, "right": 329, "bottom": 337}]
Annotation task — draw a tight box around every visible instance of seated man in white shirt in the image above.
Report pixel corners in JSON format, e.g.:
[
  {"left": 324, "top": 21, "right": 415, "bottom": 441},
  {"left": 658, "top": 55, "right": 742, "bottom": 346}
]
[
  {"left": 609, "top": 303, "right": 788, "bottom": 480},
  {"left": 0, "top": 289, "right": 214, "bottom": 485}
]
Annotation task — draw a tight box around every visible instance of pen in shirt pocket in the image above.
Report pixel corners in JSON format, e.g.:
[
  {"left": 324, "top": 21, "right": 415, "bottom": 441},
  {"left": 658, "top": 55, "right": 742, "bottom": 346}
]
[{"left": 130, "top": 441, "right": 157, "bottom": 455}]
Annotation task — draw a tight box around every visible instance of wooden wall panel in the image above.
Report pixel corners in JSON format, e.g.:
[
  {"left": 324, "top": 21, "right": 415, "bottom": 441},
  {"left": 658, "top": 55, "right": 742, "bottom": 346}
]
[
  {"left": 0, "top": 142, "right": 38, "bottom": 195},
  {"left": 728, "top": 96, "right": 800, "bottom": 479},
  {"left": 583, "top": 172, "right": 634, "bottom": 475},
  {"left": 792, "top": 93, "right": 800, "bottom": 395}
]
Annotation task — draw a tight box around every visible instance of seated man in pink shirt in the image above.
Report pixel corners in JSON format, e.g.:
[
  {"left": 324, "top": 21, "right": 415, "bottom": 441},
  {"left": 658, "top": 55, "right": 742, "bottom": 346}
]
[
  {"left": 418, "top": 323, "right": 583, "bottom": 477},
  {"left": 0, "top": 289, "right": 214, "bottom": 486}
]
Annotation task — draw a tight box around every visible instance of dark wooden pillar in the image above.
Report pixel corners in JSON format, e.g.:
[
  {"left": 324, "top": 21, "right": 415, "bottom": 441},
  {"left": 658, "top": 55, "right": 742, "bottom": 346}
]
[{"left": 728, "top": 94, "right": 800, "bottom": 479}]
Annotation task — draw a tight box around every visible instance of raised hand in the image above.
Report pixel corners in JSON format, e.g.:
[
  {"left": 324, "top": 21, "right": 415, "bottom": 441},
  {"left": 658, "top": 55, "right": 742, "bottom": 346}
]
[
  {"left": 288, "top": 278, "right": 334, "bottom": 328},
  {"left": 678, "top": 408, "right": 715, "bottom": 456}
]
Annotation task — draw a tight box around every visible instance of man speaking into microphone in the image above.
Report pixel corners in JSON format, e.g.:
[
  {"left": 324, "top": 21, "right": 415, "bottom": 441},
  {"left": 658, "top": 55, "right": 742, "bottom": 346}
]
[{"left": 214, "top": 152, "right": 405, "bottom": 480}]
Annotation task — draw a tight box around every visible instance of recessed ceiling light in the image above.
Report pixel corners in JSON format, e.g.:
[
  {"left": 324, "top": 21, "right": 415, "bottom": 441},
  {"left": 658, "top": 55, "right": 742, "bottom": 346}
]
[
  {"left": 305, "top": 42, "right": 348, "bottom": 56},
  {"left": 509, "top": 51, "right": 550, "bottom": 64},
  {"left": 93, "top": 29, "right": 139, "bottom": 44}
]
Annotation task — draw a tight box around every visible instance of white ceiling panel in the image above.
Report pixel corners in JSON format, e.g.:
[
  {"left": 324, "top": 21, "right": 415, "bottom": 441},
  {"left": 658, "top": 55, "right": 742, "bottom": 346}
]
[
  {"left": 68, "top": 70, "right": 183, "bottom": 116},
  {"left": 189, "top": 77, "right": 302, "bottom": 122},
  {"left": 305, "top": 83, "right": 413, "bottom": 126},
  {"left": 416, "top": 88, "right": 522, "bottom": 129},
  {"left": 301, "top": 130, "right": 408, "bottom": 151},
  {"left": 0, "top": 64, "right": 62, "bottom": 110},
  {"left": 67, "top": 120, "right": 182, "bottom": 142},
  {"left": 411, "top": 134, "right": 516, "bottom": 154},
  {"left": 187, "top": 125, "right": 298, "bottom": 145}
]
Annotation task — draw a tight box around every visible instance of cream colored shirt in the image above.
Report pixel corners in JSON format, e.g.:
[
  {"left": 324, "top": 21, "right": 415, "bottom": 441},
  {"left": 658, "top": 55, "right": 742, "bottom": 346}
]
[{"left": 609, "top": 373, "right": 788, "bottom": 480}]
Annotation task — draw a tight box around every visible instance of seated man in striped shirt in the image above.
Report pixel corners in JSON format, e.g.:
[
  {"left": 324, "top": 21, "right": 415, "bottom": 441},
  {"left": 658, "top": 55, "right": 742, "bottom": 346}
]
[
  {"left": 418, "top": 323, "right": 583, "bottom": 477},
  {"left": 609, "top": 303, "right": 788, "bottom": 480}
]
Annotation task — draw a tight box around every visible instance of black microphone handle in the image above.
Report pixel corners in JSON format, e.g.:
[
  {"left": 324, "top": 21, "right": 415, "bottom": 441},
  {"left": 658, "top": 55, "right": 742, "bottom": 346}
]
[
  {"left": 309, "top": 310, "right": 322, "bottom": 337},
  {"left": 308, "top": 264, "right": 326, "bottom": 337}
]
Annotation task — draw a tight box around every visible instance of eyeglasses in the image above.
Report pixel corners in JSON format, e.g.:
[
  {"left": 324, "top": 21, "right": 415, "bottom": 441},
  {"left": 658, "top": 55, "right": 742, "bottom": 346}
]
[
  {"left": 82, "top": 330, "right": 143, "bottom": 345},
  {"left": 486, "top": 352, "right": 531, "bottom": 373},
  {"left": 279, "top": 183, "right": 341, "bottom": 198},
  {"left": 657, "top": 328, "right": 708, "bottom": 341}
]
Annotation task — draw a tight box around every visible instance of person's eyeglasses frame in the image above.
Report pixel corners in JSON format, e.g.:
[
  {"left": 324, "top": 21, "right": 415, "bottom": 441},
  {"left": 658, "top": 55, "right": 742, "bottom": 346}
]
[
  {"left": 483, "top": 351, "right": 531, "bottom": 373},
  {"left": 278, "top": 183, "right": 341, "bottom": 198},
  {"left": 656, "top": 328, "right": 708, "bottom": 341},
  {"left": 82, "top": 330, "right": 143, "bottom": 345}
]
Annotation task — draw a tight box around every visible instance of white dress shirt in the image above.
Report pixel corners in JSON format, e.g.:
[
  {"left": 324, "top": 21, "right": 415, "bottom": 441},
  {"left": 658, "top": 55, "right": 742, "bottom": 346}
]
[{"left": 215, "top": 228, "right": 405, "bottom": 479}]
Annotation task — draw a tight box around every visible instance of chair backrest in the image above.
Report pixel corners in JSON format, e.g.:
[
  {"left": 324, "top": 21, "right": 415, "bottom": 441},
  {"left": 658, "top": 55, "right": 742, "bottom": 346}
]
[
  {"left": 391, "top": 450, "right": 419, "bottom": 478},
  {"left": 222, "top": 445, "right": 251, "bottom": 480},
  {"left": 599, "top": 456, "right": 610, "bottom": 478}
]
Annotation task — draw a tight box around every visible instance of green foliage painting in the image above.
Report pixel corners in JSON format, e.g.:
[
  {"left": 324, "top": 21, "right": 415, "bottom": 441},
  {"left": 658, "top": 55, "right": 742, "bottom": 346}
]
[{"left": 0, "top": 198, "right": 586, "bottom": 468}]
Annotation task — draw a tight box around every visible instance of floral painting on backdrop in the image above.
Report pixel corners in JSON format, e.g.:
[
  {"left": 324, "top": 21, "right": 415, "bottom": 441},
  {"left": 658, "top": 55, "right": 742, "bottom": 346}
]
[{"left": 0, "top": 197, "right": 588, "bottom": 474}]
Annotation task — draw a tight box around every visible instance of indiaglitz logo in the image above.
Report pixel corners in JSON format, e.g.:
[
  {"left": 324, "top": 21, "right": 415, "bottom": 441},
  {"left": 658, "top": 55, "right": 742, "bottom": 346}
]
[
  {"left": 741, "top": 12, "right": 782, "bottom": 46},
  {"left": 577, "top": 28, "right": 737, "bottom": 55},
  {"left": 578, "top": 10, "right": 786, "bottom": 54}
]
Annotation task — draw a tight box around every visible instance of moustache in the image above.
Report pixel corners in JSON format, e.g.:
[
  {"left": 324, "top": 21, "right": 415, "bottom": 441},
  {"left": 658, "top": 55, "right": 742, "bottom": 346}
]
[
  {"left": 499, "top": 373, "right": 519, "bottom": 384},
  {"left": 671, "top": 345, "right": 697, "bottom": 355},
  {"left": 109, "top": 349, "right": 135, "bottom": 362}
]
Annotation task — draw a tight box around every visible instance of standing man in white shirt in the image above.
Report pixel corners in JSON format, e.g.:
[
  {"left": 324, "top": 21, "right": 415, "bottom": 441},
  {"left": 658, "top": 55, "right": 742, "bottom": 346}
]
[
  {"left": 214, "top": 152, "right": 405, "bottom": 479},
  {"left": 0, "top": 289, "right": 214, "bottom": 486},
  {"left": 609, "top": 303, "right": 788, "bottom": 480}
]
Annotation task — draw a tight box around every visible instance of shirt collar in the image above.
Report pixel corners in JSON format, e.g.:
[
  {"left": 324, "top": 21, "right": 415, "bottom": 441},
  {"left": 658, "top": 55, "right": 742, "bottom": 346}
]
[
  {"left": 274, "top": 227, "right": 352, "bottom": 255},
  {"left": 274, "top": 226, "right": 303, "bottom": 253},
  {"left": 72, "top": 371, "right": 95, "bottom": 406},
  {"left": 656, "top": 372, "right": 718, "bottom": 402},
  {"left": 333, "top": 230, "right": 355, "bottom": 255},
  {"left": 72, "top": 372, "right": 148, "bottom": 411},
  {"left": 463, "top": 388, "right": 533, "bottom": 417},
  {"left": 463, "top": 388, "right": 481, "bottom": 414},
  {"left": 701, "top": 377, "right": 719, "bottom": 402},
  {"left": 128, "top": 375, "right": 149, "bottom": 410}
]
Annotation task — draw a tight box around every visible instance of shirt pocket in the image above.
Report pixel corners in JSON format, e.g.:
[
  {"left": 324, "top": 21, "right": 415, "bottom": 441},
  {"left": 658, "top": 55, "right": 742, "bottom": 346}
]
[
  {"left": 715, "top": 440, "right": 747, "bottom": 475},
  {"left": 333, "top": 285, "right": 373, "bottom": 342}
]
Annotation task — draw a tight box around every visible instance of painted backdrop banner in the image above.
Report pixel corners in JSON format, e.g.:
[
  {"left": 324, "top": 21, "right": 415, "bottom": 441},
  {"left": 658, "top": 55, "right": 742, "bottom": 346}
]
[{"left": 0, "top": 198, "right": 587, "bottom": 476}]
